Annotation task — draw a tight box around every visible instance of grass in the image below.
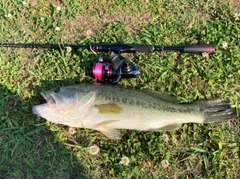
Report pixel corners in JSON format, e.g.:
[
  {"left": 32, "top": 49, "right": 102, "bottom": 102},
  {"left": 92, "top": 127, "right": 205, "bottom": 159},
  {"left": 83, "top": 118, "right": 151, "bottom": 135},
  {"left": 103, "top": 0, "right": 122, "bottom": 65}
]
[{"left": 0, "top": 0, "right": 239, "bottom": 178}]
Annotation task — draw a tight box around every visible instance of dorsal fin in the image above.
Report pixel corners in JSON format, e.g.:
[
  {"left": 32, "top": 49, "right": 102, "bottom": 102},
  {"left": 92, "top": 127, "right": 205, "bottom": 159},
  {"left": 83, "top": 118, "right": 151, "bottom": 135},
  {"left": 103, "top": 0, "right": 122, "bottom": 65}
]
[{"left": 141, "top": 90, "right": 178, "bottom": 103}]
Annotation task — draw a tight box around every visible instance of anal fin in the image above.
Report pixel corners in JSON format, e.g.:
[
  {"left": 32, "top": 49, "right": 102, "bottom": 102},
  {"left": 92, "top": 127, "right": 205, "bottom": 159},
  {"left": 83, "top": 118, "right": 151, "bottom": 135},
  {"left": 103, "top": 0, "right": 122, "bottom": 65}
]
[
  {"left": 96, "top": 120, "right": 121, "bottom": 139},
  {"left": 153, "top": 123, "right": 182, "bottom": 131}
]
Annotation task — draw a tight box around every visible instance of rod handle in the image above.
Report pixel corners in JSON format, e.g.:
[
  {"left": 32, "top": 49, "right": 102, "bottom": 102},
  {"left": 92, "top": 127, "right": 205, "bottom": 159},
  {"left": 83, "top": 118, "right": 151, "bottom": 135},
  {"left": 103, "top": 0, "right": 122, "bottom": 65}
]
[{"left": 183, "top": 44, "right": 215, "bottom": 54}]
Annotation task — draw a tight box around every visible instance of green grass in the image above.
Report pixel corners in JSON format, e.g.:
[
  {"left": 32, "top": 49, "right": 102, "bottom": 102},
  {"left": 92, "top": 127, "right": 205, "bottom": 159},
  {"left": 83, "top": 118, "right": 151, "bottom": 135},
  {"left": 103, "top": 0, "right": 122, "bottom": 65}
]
[{"left": 0, "top": 0, "right": 240, "bottom": 178}]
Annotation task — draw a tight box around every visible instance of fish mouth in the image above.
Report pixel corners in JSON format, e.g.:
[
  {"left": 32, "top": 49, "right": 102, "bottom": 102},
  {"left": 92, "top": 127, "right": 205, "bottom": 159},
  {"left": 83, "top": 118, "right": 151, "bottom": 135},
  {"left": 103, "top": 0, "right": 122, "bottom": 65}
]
[
  {"left": 40, "top": 91, "right": 64, "bottom": 106},
  {"left": 32, "top": 92, "right": 55, "bottom": 116},
  {"left": 32, "top": 92, "right": 59, "bottom": 116},
  {"left": 32, "top": 103, "right": 48, "bottom": 115},
  {"left": 40, "top": 91, "right": 57, "bottom": 105}
]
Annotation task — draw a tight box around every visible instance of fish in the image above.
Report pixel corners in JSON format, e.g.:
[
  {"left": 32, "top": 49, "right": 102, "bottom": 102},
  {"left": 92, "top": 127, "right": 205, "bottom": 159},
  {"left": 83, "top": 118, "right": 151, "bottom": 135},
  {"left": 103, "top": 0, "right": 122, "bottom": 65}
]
[{"left": 32, "top": 84, "right": 236, "bottom": 139}]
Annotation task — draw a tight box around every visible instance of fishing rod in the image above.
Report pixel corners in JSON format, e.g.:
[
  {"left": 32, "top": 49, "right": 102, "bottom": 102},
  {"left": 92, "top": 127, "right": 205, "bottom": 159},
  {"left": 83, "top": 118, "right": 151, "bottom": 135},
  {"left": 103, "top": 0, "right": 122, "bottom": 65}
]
[{"left": 0, "top": 43, "right": 215, "bottom": 84}]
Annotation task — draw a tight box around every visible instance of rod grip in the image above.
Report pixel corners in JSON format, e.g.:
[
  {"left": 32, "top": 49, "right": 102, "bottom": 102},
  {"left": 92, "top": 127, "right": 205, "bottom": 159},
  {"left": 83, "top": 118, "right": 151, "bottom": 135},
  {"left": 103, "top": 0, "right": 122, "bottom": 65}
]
[{"left": 184, "top": 44, "right": 215, "bottom": 54}]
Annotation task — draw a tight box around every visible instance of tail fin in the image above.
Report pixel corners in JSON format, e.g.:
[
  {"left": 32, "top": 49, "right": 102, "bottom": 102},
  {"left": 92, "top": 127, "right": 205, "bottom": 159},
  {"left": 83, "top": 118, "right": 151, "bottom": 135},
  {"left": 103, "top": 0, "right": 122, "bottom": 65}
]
[{"left": 195, "top": 98, "right": 236, "bottom": 123}]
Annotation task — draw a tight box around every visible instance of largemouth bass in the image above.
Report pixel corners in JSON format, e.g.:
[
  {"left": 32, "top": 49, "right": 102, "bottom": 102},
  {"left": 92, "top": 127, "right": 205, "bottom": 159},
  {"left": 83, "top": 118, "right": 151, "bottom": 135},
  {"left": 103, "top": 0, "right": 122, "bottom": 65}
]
[{"left": 32, "top": 84, "right": 236, "bottom": 139}]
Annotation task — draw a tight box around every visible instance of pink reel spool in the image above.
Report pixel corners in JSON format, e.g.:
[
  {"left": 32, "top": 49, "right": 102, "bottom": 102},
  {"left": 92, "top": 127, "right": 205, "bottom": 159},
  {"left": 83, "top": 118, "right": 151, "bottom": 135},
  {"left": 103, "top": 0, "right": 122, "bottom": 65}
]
[{"left": 92, "top": 62, "right": 103, "bottom": 80}]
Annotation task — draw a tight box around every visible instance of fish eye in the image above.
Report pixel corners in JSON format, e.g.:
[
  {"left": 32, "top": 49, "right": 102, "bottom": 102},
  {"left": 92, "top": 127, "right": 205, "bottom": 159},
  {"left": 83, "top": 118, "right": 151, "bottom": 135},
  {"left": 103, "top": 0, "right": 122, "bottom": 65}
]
[{"left": 54, "top": 87, "right": 61, "bottom": 93}]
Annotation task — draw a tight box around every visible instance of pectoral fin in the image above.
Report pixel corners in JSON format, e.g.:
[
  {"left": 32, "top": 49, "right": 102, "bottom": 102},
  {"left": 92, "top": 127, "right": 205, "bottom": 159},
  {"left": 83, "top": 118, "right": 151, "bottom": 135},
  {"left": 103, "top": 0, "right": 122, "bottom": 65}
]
[
  {"left": 96, "top": 120, "right": 121, "bottom": 139},
  {"left": 153, "top": 123, "right": 182, "bottom": 131},
  {"left": 95, "top": 103, "right": 123, "bottom": 114}
]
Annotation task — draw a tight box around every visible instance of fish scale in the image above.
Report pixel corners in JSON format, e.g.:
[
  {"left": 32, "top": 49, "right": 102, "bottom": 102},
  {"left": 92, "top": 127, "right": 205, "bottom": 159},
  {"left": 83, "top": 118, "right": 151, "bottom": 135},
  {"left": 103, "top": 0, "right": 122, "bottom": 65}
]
[{"left": 98, "top": 89, "right": 196, "bottom": 114}]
